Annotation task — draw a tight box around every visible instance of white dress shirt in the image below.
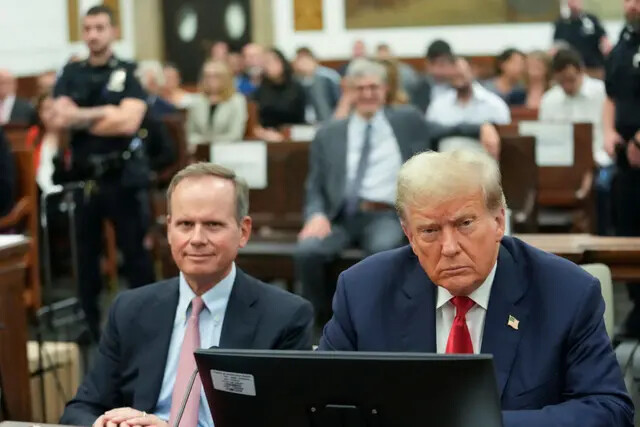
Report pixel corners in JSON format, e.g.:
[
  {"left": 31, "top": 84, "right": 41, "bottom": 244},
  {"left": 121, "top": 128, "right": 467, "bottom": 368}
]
[
  {"left": 539, "top": 75, "right": 611, "bottom": 167},
  {"left": 0, "top": 95, "right": 16, "bottom": 125},
  {"left": 153, "top": 264, "right": 236, "bottom": 427},
  {"left": 426, "top": 82, "right": 511, "bottom": 126},
  {"left": 346, "top": 109, "right": 403, "bottom": 205},
  {"left": 37, "top": 134, "right": 63, "bottom": 195},
  {"left": 436, "top": 263, "right": 497, "bottom": 354}
]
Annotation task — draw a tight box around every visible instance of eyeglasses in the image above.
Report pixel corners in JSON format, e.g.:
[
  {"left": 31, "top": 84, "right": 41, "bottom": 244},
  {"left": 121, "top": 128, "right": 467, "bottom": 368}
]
[{"left": 354, "top": 84, "right": 382, "bottom": 92}]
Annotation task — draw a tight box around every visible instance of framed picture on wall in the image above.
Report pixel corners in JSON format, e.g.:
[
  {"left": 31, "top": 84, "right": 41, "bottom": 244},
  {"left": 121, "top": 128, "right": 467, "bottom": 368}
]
[{"left": 294, "top": 0, "right": 323, "bottom": 31}]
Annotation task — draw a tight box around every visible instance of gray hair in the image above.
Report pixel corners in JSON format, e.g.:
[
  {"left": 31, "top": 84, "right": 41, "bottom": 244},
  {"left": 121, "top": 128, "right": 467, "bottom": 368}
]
[
  {"left": 166, "top": 162, "right": 250, "bottom": 223},
  {"left": 346, "top": 57, "right": 387, "bottom": 82},
  {"left": 396, "top": 150, "right": 507, "bottom": 221},
  {"left": 136, "top": 60, "right": 165, "bottom": 88}
]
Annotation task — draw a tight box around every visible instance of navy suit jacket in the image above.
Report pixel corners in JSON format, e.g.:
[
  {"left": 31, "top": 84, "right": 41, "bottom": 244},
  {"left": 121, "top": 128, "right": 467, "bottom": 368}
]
[
  {"left": 319, "top": 237, "right": 633, "bottom": 427},
  {"left": 61, "top": 270, "right": 314, "bottom": 426}
]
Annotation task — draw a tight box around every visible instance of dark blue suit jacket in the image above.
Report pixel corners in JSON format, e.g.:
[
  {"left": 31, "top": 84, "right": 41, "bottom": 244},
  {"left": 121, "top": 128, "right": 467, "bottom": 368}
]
[
  {"left": 319, "top": 237, "right": 633, "bottom": 427},
  {"left": 61, "top": 270, "right": 314, "bottom": 426}
]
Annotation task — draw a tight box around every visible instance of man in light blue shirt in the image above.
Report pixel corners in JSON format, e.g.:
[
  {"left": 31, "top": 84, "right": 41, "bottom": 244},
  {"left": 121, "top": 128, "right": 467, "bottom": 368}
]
[
  {"left": 61, "top": 163, "right": 313, "bottom": 427},
  {"left": 295, "top": 58, "right": 501, "bottom": 331}
]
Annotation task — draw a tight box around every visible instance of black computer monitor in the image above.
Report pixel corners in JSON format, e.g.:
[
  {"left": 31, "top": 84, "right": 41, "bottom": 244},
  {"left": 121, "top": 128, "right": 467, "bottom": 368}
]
[{"left": 194, "top": 349, "right": 503, "bottom": 427}]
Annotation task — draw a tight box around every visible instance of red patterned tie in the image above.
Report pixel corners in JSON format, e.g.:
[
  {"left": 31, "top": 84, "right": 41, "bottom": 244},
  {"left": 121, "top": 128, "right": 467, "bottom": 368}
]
[
  {"left": 169, "top": 296, "right": 205, "bottom": 427},
  {"left": 445, "top": 296, "right": 475, "bottom": 354}
]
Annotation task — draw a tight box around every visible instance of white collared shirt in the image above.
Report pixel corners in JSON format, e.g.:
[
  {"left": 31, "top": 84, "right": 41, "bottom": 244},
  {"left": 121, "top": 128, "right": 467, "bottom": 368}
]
[
  {"left": 435, "top": 262, "right": 497, "bottom": 354},
  {"left": 0, "top": 95, "right": 16, "bottom": 125},
  {"left": 539, "top": 75, "right": 611, "bottom": 167},
  {"left": 153, "top": 264, "right": 236, "bottom": 427},
  {"left": 426, "top": 82, "right": 511, "bottom": 126},
  {"left": 346, "top": 109, "right": 403, "bottom": 205}
]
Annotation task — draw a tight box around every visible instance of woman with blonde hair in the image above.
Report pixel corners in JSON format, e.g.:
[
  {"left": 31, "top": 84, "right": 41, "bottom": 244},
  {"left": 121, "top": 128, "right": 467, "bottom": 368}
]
[{"left": 186, "top": 59, "right": 248, "bottom": 151}]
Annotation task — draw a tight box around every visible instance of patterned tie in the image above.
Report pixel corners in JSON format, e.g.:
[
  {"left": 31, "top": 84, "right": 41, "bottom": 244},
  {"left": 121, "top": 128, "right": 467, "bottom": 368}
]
[
  {"left": 345, "top": 122, "right": 373, "bottom": 216},
  {"left": 169, "top": 296, "right": 205, "bottom": 427},
  {"left": 445, "top": 296, "right": 475, "bottom": 354}
]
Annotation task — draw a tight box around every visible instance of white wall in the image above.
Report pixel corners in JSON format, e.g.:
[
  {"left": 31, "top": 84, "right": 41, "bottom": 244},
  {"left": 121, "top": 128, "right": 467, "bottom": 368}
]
[
  {"left": 0, "top": 0, "right": 136, "bottom": 77},
  {"left": 273, "top": 0, "right": 624, "bottom": 59}
]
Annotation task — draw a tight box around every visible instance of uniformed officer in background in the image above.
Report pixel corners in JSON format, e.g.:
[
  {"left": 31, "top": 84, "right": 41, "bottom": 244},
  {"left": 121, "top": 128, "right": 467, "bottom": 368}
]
[
  {"left": 51, "top": 5, "right": 155, "bottom": 341},
  {"left": 553, "top": 0, "right": 612, "bottom": 78},
  {"left": 605, "top": 0, "right": 640, "bottom": 338}
]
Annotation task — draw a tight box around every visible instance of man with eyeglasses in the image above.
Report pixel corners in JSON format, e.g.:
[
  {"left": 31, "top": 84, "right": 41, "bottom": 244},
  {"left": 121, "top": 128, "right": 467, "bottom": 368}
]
[{"left": 294, "top": 57, "right": 501, "bottom": 332}]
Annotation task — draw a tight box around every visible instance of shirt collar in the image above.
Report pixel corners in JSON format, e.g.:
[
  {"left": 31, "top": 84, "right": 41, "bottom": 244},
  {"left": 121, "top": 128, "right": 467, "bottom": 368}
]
[
  {"left": 351, "top": 108, "right": 385, "bottom": 129},
  {"left": 178, "top": 263, "right": 236, "bottom": 317},
  {"left": 436, "top": 261, "right": 498, "bottom": 310}
]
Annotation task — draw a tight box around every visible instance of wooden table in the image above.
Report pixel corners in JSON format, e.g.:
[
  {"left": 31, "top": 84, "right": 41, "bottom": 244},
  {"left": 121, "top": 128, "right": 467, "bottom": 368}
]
[
  {"left": 516, "top": 234, "right": 640, "bottom": 281},
  {"left": 0, "top": 236, "right": 32, "bottom": 421}
]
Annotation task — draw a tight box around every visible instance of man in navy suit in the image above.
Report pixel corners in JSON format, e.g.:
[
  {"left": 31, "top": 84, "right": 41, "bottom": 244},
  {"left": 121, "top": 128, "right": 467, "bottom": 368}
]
[
  {"left": 61, "top": 163, "right": 313, "bottom": 427},
  {"left": 319, "top": 150, "right": 633, "bottom": 426}
]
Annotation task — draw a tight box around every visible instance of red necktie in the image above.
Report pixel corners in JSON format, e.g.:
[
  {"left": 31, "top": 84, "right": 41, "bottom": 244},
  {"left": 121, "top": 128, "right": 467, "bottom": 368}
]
[{"left": 446, "top": 296, "right": 475, "bottom": 354}]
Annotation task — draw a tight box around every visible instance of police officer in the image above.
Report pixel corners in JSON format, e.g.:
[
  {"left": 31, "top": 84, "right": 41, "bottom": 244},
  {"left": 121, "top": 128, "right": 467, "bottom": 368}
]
[
  {"left": 553, "top": 0, "right": 612, "bottom": 78},
  {"left": 604, "top": 0, "right": 640, "bottom": 338},
  {"left": 51, "top": 5, "right": 155, "bottom": 341}
]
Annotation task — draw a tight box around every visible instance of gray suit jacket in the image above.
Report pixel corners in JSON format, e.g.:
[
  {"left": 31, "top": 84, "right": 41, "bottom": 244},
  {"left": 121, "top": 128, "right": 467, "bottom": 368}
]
[
  {"left": 304, "top": 73, "right": 340, "bottom": 122},
  {"left": 60, "top": 269, "right": 313, "bottom": 426},
  {"left": 303, "top": 105, "right": 481, "bottom": 221}
]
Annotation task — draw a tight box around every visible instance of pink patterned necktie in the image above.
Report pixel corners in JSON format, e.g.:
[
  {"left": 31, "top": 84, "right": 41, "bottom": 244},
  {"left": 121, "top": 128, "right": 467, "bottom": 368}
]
[{"left": 169, "top": 296, "right": 205, "bottom": 427}]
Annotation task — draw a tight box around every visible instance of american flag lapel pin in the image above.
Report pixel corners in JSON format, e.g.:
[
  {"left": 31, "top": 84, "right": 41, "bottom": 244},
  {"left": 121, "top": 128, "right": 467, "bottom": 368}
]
[{"left": 507, "top": 315, "right": 519, "bottom": 330}]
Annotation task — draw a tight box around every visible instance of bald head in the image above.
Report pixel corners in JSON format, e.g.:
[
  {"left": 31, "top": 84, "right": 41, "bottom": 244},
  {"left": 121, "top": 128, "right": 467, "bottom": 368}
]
[
  {"left": 352, "top": 40, "right": 366, "bottom": 58},
  {"left": 243, "top": 43, "right": 264, "bottom": 70},
  {"left": 0, "top": 69, "right": 16, "bottom": 100}
]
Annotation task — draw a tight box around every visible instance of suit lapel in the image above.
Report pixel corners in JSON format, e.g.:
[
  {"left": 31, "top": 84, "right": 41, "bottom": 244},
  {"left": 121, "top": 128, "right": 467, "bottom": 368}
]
[
  {"left": 219, "top": 270, "right": 260, "bottom": 348},
  {"left": 385, "top": 108, "right": 413, "bottom": 161},
  {"left": 134, "top": 278, "right": 179, "bottom": 411},
  {"left": 398, "top": 258, "right": 437, "bottom": 352},
  {"left": 480, "top": 246, "right": 529, "bottom": 398}
]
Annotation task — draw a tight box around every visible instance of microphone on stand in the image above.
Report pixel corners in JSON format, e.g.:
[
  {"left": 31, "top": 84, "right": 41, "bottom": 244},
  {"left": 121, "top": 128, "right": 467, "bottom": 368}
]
[
  {"left": 171, "top": 346, "right": 217, "bottom": 427},
  {"left": 172, "top": 368, "right": 199, "bottom": 427}
]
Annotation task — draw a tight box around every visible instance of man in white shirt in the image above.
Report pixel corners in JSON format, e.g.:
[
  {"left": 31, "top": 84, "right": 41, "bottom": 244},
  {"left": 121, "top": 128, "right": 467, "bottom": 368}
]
[
  {"left": 426, "top": 57, "right": 511, "bottom": 158},
  {"left": 539, "top": 47, "right": 613, "bottom": 234},
  {"left": 319, "top": 149, "right": 632, "bottom": 426}
]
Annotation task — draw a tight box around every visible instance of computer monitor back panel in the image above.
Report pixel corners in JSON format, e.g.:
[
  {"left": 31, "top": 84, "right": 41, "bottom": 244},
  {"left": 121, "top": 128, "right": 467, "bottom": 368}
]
[{"left": 195, "top": 350, "right": 503, "bottom": 427}]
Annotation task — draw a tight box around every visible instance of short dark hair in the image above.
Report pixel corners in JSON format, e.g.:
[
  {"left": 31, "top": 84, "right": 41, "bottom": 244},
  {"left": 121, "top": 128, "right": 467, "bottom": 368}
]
[
  {"left": 426, "top": 40, "right": 454, "bottom": 62},
  {"left": 86, "top": 5, "right": 115, "bottom": 25},
  {"left": 377, "top": 43, "right": 391, "bottom": 51},
  {"left": 495, "top": 48, "right": 525, "bottom": 75},
  {"left": 552, "top": 48, "right": 584, "bottom": 73},
  {"left": 295, "top": 46, "right": 315, "bottom": 59}
]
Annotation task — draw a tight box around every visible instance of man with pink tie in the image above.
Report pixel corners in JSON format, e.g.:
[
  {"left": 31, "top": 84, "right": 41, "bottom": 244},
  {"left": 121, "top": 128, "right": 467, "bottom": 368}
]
[{"left": 60, "top": 163, "right": 313, "bottom": 427}]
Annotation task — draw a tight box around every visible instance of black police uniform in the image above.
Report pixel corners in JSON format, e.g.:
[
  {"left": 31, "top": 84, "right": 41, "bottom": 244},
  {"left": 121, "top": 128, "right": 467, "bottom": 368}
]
[
  {"left": 554, "top": 12, "right": 607, "bottom": 69},
  {"left": 53, "top": 56, "right": 155, "bottom": 340},
  {"left": 605, "top": 25, "right": 640, "bottom": 335}
]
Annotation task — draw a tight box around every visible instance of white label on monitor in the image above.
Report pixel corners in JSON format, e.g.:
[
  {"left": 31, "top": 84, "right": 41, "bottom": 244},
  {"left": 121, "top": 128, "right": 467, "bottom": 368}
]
[{"left": 210, "top": 370, "right": 256, "bottom": 396}]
